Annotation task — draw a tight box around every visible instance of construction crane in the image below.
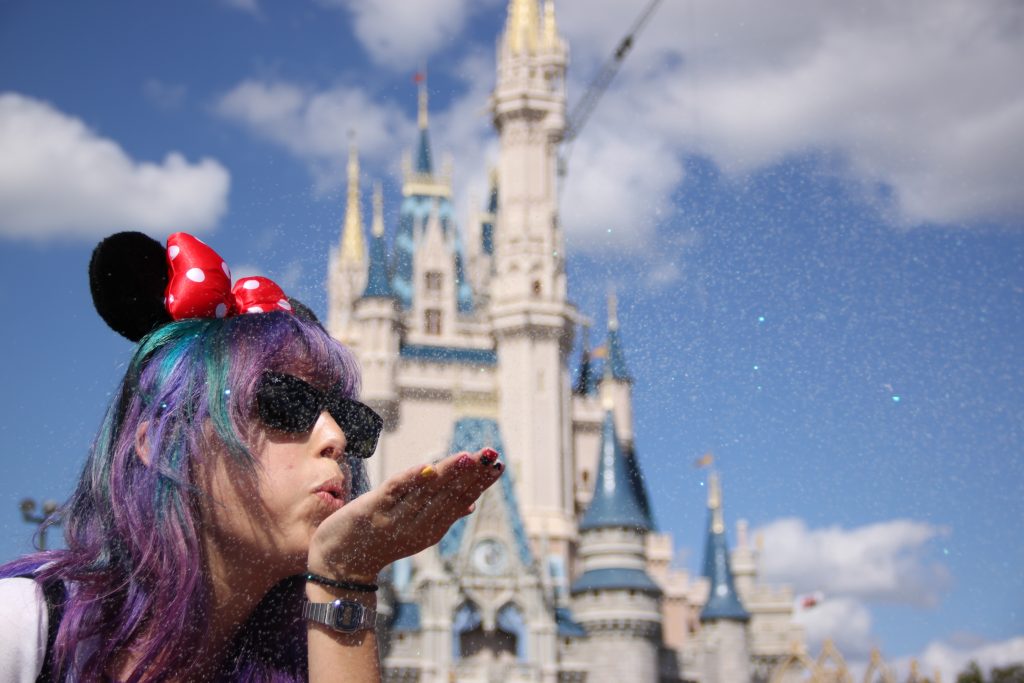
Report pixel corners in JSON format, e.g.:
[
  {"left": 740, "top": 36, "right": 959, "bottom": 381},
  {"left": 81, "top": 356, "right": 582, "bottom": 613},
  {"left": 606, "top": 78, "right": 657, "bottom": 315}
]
[{"left": 558, "top": 0, "right": 665, "bottom": 180}]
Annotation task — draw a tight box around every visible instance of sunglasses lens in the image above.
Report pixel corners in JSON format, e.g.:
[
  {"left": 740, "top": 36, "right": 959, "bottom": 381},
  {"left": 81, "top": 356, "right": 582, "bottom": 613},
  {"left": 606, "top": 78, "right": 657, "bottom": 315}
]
[
  {"left": 332, "top": 400, "right": 383, "bottom": 459},
  {"left": 256, "top": 373, "right": 320, "bottom": 433},
  {"left": 256, "top": 373, "right": 381, "bottom": 456}
]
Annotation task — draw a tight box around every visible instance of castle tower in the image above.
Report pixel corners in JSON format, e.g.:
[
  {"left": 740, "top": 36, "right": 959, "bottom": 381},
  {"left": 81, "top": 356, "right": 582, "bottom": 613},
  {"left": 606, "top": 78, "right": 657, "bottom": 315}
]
[
  {"left": 353, "top": 183, "right": 400, "bottom": 486},
  {"left": 327, "top": 140, "right": 368, "bottom": 344},
  {"left": 391, "top": 74, "right": 473, "bottom": 327},
  {"left": 489, "top": 0, "right": 577, "bottom": 562},
  {"left": 699, "top": 471, "right": 752, "bottom": 683},
  {"left": 570, "top": 383, "right": 661, "bottom": 683}
]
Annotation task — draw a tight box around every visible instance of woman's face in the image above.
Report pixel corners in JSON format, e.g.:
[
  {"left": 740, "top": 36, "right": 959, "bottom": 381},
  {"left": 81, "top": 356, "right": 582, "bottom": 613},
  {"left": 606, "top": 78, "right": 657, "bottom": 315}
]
[{"left": 197, "top": 373, "right": 355, "bottom": 581}]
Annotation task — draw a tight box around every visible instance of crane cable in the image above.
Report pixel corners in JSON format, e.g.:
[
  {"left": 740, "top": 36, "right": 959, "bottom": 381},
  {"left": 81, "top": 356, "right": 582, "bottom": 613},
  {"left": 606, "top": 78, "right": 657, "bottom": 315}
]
[{"left": 558, "top": 0, "right": 665, "bottom": 185}]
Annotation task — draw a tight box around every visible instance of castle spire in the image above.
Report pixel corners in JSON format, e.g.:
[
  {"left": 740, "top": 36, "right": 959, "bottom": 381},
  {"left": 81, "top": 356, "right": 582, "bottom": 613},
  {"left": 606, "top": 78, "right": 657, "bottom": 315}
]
[
  {"left": 542, "top": 0, "right": 558, "bottom": 50},
  {"left": 415, "top": 72, "right": 433, "bottom": 174},
  {"left": 363, "top": 182, "right": 392, "bottom": 299},
  {"left": 340, "top": 137, "right": 366, "bottom": 266},
  {"left": 700, "top": 471, "right": 750, "bottom": 622},
  {"left": 606, "top": 288, "right": 631, "bottom": 381},
  {"left": 579, "top": 382, "right": 654, "bottom": 532},
  {"left": 505, "top": 0, "right": 540, "bottom": 55},
  {"left": 417, "top": 70, "right": 429, "bottom": 130}
]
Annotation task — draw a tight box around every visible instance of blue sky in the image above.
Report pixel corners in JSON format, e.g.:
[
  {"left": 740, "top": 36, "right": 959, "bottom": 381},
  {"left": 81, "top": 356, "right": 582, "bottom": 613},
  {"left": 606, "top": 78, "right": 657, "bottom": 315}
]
[{"left": 1, "top": 0, "right": 1022, "bottom": 676}]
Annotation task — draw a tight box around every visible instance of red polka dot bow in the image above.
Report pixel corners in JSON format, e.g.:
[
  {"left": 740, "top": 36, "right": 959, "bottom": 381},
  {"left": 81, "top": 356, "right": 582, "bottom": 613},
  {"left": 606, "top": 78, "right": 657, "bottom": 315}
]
[{"left": 164, "top": 232, "right": 293, "bottom": 320}]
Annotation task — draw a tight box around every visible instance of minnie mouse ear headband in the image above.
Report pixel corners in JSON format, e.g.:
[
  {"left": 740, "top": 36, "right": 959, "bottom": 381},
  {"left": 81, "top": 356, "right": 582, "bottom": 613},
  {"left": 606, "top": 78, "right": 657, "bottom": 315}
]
[{"left": 90, "top": 231, "right": 319, "bottom": 341}]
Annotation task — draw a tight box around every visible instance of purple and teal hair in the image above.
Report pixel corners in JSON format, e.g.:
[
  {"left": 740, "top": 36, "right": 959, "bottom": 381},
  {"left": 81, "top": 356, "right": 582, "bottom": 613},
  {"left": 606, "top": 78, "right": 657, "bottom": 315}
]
[{"left": 1, "top": 311, "right": 364, "bottom": 682}]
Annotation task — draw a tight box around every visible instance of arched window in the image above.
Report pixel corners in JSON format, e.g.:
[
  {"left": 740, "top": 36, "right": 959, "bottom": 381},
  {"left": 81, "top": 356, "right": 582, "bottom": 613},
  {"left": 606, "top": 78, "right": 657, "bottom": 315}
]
[
  {"left": 425, "top": 309, "right": 442, "bottom": 335},
  {"left": 496, "top": 603, "right": 528, "bottom": 662},
  {"left": 452, "top": 602, "right": 482, "bottom": 660}
]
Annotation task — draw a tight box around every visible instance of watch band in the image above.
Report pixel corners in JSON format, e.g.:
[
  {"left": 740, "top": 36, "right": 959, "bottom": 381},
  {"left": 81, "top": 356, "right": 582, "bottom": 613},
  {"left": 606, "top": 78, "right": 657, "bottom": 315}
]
[{"left": 303, "top": 598, "right": 379, "bottom": 633}]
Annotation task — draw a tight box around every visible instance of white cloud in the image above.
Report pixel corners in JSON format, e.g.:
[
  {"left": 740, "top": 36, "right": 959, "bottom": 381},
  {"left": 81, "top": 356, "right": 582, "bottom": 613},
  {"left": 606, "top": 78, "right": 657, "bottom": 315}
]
[
  {"left": 143, "top": 79, "right": 187, "bottom": 111},
  {"left": 554, "top": 0, "right": 1024, "bottom": 229},
  {"left": 0, "top": 93, "right": 229, "bottom": 240},
  {"left": 896, "top": 636, "right": 1024, "bottom": 682},
  {"left": 794, "top": 596, "right": 875, "bottom": 661},
  {"left": 560, "top": 128, "right": 684, "bottom": 251},
  {"left": 214, "top": 49, "right": 499, "bottom": 215},
  {"left": 216, "top": 0, "right": 1024, "bottom": 257},
  {"left": 215, "top": 79, "right": 415, "bottom": 191},
  {"left": 756, "top": 517, "right": 951, "bottom": 607},
  {"left": 315, "top": 0, "right": 502, "bottom": 69},
  {"left": 221, "top": 0, "right": 260, "bottom": 15}
]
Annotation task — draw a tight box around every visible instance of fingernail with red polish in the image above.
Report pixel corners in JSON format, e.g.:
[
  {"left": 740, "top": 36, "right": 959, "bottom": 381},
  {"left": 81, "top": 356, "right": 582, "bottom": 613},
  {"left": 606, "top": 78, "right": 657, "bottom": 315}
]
[
  {"left": 492, "top": 461, "right": 504, "bottom": 474},
  {"left": 456, "top": 454, "right": 473, "bottom": 468},
  {"left": 480, "top": 448, "right": 498, "bottom": 466}
]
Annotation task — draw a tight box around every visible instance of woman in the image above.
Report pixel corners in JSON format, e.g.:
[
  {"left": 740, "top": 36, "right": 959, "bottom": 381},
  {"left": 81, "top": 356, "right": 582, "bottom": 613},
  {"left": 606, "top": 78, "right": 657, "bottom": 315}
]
[{"left": 0, "top": 232, "right": 503, "bottom": 682}]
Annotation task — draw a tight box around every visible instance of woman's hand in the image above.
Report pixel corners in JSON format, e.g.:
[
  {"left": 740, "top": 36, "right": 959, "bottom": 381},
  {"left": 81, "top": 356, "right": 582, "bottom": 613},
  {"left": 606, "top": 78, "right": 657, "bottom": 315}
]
[{"left": 307, "top": 448, "right": 504, "bottom": 582}]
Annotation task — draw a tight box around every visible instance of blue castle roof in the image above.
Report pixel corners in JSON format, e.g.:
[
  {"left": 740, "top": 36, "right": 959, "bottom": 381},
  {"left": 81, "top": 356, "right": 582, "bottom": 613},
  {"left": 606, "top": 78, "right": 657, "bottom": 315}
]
[
  {"left": 624, "top": 442, "right": 655, "bottom": 528},
  {"left": 438, "top": 418, "right": 533, "bottom": 568},
  {"left": 699, "top": 476, "right": 750, "bottom": 623},
  {"left": 570, "top": 567, "right": 662, "bottom": 596},
  {"left": 399, "top": 344, "right": 497, "bottom": 366},
  {"left": 578, "top": 410, "right": 655, "bottom": 532},
  {"left": 362, "top": 228, "right": 393, "bottom": 298}
]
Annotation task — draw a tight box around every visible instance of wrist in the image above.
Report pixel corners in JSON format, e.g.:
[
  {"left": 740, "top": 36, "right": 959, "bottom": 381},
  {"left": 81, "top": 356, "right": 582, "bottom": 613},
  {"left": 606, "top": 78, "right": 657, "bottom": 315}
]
[
  {"left": 305, "top": 581, "right": 378, "bottom": 605},
  {"left": 307, "top": 547, "right": 381, "bottom": 586}
]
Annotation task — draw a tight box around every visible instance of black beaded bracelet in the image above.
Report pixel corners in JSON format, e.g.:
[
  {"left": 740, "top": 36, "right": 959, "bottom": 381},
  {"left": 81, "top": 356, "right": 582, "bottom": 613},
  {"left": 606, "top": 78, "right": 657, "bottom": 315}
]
[{"left": 304, "top": 572, "right": 379, "bottom": 593}]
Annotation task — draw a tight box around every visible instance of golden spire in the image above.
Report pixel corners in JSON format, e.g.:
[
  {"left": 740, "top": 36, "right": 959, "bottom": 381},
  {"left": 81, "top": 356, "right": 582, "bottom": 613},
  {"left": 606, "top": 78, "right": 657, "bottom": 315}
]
[
  {"left": 418, "top": 71, "right": 429, "bottom": 129},
  {"left": 340, "top": 136, "right": 365, "bottom": 265},
  {"left": 371, "top": 181, "right": 384, "bottom": 238},
  {"left": 505, "top": 0, "right": 540, "bottom": 54},
  {"left": 708, "top": 471, "right": 724, "bottom": 534},
  {"left": 542, "top": 0, "right": 558, "bottom": 49}
]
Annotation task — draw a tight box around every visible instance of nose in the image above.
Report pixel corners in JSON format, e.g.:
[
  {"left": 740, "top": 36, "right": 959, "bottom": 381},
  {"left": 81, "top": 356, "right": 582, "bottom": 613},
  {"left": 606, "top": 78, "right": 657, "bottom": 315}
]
[{"left": 313, "top": 410, "right": 348, "bottom": 460}]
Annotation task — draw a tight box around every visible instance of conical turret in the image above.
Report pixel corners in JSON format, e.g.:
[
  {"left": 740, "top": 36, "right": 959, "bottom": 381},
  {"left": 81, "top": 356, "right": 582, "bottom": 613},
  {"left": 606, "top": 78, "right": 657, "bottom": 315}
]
[
  {"left": 363, "top": 182, "right": 393, "bottom": 299},
  {"left": 327, "top": 138, "right": 369, "bottom": 341},
  {"left": 571, "top": 365, "right": 661, "bottom": 683},
  {"left": 700, "top": 472, "right": 749, "bottom": 622},
  {"left": 579, "top": 371, "right": 654, "bottom": 532}
]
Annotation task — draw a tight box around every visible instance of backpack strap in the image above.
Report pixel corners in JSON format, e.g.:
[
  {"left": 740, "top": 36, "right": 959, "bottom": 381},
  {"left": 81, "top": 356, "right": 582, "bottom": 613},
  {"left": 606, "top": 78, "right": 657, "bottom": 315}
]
[
  {"left": 37, "top": 578, "right": 66, "bottom": 683},
  {"left": 15, "top": 574, "right": 66, "bottom": 683}
]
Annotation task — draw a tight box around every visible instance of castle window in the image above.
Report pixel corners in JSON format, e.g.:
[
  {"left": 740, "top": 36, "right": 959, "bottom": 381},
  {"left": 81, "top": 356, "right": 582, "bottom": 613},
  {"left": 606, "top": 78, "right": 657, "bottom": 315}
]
[
  {"left": 425, "top": 271, "right": 443, "bottom": 291},
  {"left": 532, "top": 280, "right": 542, "bottom": 297},
  {"left": 425, "top": 309, "right": 442, "bottom": 335}
]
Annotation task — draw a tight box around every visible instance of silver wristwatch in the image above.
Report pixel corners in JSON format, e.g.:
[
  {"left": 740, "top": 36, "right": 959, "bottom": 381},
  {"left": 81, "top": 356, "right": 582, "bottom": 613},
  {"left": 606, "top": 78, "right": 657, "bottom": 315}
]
[{"left": 303, "top": 599, "right": 379, "bottom": 633}]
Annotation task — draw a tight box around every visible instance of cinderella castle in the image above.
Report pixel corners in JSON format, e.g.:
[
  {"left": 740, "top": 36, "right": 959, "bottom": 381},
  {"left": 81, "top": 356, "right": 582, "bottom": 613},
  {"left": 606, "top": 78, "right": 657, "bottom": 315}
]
[{"left": 325, "top": 1, "right": 807, "bottom": 681}]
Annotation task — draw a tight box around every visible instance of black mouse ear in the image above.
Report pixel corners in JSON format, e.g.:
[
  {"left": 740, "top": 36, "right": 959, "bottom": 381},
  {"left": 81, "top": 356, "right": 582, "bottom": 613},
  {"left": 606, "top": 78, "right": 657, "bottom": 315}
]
[
  {"left": 89, "top": 232, "right": 172, "bottom": 342},
  {"left": 287, "top": 297, "right": 321, "bottom": 325}
]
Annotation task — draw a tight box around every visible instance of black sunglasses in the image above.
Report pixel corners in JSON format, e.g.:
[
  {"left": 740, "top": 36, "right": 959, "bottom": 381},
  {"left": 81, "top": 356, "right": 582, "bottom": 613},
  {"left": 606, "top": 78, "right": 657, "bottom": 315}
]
[{"left": 255, "top": 372, "right": 383, "bottom": 459}]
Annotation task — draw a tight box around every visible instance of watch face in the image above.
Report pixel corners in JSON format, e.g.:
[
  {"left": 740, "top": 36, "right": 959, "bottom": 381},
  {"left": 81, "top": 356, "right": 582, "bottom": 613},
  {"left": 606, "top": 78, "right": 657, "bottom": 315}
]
[
  {"left": 472, "top": 539, "right": 509, "bottom": 575},
  {"left": 331, "top": 599, "right": 366, "bottom": 632}
]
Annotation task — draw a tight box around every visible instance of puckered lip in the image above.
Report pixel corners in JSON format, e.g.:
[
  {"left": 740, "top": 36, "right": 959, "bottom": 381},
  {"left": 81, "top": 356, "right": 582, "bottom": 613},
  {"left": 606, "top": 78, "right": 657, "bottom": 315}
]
[{"left": 312, "top": 476, "right": 348, "bottom": 501}]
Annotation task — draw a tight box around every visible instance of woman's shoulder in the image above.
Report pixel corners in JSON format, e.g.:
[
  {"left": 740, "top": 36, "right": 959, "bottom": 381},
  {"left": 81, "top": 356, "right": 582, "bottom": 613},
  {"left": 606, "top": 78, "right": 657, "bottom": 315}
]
[{"left": 0, "top": 576, "right": 49, "bottom": 682}]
